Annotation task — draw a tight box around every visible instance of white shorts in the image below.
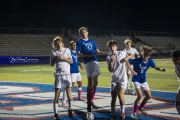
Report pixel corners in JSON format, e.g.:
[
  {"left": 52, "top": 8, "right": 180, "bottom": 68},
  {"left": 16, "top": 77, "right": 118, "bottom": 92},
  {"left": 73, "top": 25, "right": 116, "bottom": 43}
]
[
  {"left": 111, "top": 81, "right": 127, "bottom": 91},
  {"left": 54, "top": 74, "right": 72, "bottom": 89},
  {"left": 126, "top": 65, "right": 133, "bottom": 74},
  {"left": 71, "top": 73, "right": 82, "bottom": 82},
  {"left": 133, "top": 82, "right": 150, "bottom": 91},
  {"left": 85, "top": 60, "right": 100, "bottom": 77},
  {"left": 176, "top": 86, "right": 180, "bottom": 101}
]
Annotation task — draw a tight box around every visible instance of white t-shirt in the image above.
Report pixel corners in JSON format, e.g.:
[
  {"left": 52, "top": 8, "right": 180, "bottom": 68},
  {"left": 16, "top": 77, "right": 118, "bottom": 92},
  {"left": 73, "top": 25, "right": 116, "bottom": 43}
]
[
  {"left": 106, "top": 51, "right": 128, "bottom": 82},
  {"left": 123, "top": 47, "right": 139, "bottom": 59},
  {"left": 50, "top": 47, "right": 72, "bottom": 75}
]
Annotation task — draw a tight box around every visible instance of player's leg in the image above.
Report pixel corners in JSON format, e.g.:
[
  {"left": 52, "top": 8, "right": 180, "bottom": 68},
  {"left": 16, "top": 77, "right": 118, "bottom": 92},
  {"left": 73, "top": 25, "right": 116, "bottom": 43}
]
[
  {"left": 118, "top": 87, "right": 126, "bottom": 119},
  {"left": 64, "top": 74, "right": 73, "bottom": 118},
  {"left": 138, "top": 82, "right": 151, "bottom": 115},
  {"left": 127, "top": 73, "right": 131, "bottom": 94},
  {"left": 87, "top": 76, "right": 93, "bottom": 112},
  {"left": 131, "top": 82, "right": 142, "bottom": 119},
  {"left": 76, "top": 72, "right": 85, "bottom": 100},
  {"left": 53, "top": 75, "right": 62, "bottom": 120},
  {"left": 175, "top": 88, "right": 180, "bottom": 114},
  {"left": 111, "top": 90, "right": 117, "bottom": 120}
]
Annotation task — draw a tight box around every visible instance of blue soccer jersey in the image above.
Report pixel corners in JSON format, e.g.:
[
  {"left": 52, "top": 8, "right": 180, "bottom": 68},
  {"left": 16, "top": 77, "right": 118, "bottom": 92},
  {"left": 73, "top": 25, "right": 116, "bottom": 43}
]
[
  {"left": 129, "top": 57, "right": 156, "bottom": 83},
  {"left": 76, "top": 38, "right": 98, "bottom": 64},
  {"left": 70, "top": 50, "right": 79, "bottom": 73}
]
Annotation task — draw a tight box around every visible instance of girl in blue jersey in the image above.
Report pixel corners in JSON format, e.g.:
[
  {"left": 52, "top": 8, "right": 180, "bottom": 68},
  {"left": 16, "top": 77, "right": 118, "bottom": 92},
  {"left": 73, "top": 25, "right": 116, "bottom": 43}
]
[
  {"left": 129, "top": 45, "right": 166, "bottom": 119},
  {"left": 76, "top": 27, "right": 106, "bottom": 113},
  {"left": 172, "top": 50, "right": 180, "bottom": 114}
]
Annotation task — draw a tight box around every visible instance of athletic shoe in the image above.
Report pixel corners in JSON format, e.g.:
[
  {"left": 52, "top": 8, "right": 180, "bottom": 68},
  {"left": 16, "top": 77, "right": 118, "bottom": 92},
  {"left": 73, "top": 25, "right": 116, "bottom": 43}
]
[
  {"left": 132, "top": 90, "right": 136, "bottom": 95},
  {"left": 111, "top": 115, "right": 116, "bottom": 120},
  {"left": 91, "top": 102, "right": 98, "bottom": 109},
  {"left": 138, "top": 106, "right": 147, "bottom": 115},
  {"left": 68, "top": 108, "right": 73, "bottom": 118},
  {"left": 54, "top": 113, "right": 60, "bottom": 120},
  {"left": 120, "top": 112, "right": 125, "bottom": 120},
  {"left": 78, "top": 97, "right": 86, "bottom": 101},
  {"left": 131, "top": 113, "right": 138, "bottom": 120},
  {"left": 120, "top": 115, "right": 125, "bottom": 120}
]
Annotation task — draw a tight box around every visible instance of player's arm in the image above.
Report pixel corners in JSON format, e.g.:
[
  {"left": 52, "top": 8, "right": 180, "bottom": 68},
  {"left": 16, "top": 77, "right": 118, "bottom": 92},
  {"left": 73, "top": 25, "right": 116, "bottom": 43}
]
[
  {"left": 77, "top": 51, "right": 93, "bottom": 57},
  {"left": 125, "top": 60, "right": 137, "bottom": 75},
  {"left": 154, "top": 67, "right": 166, "bottom": 72},
  {"left": 124, "top": 53, "right": 134, "bottom": 62},
  {"left": 50, "top": 56, "right": 58, "bottom": 66},
  {"left": 107, "top": 56, "right": 115, "bottom": 72},
  {"left": 78, "top": 61, "right": 84, "bottom": 70},
  {"left": 96, "top": 49, "right": 107, "bottom": 54}
]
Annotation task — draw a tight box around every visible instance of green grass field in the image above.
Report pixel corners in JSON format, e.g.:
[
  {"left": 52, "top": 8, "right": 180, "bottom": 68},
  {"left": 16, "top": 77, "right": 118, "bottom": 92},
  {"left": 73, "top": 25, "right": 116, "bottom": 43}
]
[{"left": 0, "top": 58, "right": 178, "bottom": 92}]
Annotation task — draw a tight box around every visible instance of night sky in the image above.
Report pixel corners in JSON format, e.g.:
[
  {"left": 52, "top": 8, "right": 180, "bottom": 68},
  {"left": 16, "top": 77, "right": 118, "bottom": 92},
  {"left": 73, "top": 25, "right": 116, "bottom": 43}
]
[{"left": 0, "top": 0, "right": 180, "bottom": 32}]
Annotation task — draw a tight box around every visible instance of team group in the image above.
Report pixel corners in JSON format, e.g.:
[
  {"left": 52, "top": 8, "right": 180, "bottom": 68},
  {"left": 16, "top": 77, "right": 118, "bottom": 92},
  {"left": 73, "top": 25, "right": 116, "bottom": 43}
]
[{"left": 50, "top": 27, "right": 180, "bottom": 120}]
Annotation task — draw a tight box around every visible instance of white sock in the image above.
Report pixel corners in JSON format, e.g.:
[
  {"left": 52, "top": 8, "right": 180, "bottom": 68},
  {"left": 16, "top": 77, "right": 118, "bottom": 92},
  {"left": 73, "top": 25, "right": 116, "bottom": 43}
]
[
  {"left": 121, "top": 104, "right": 125, "bottom": 113},
  {"left": 63, "top": 90, "right": 67, "bottom": 104},
  {"left": 68, "top": 100, "right": 72, "bottom": 109},
  {"left": 53, "top": 104, "right": 58, "bottom": 113}
]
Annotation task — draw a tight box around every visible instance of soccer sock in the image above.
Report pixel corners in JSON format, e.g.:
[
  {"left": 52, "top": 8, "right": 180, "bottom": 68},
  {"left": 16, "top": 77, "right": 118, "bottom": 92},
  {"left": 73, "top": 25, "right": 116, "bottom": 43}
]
[
  {"left": 68, "top": 100, "right": 72, "bottom": 109},
  {"left": 77, "top": 87, "right": 82, "bottom": 99},
  {"left": 121, "top": 104, "right": 125, "bottom": 114},
  {"left": 139, "top": 101, "right": 146, "bottom": 108},
  {"left": 87, "top": 88, "right": 91, "bottom": 104},
  {"left": 63, "top": 90, "right": 67, "bottom": 104},
  {"left": 111, "top": 105, "right": 116, "bottom": 116},
  {"left": 133, "top": 104, "right": 138, "bottom": 113},
  {"left": 91, "top": 87, "right": 96, "bottom": 103},
  {"left": 53, "top": 104, "right": 58, "bottom": 113}
]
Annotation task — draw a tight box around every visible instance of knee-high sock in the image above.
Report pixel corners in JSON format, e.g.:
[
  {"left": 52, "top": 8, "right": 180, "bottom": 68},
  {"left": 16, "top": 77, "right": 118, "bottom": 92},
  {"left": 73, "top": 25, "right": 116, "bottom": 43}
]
[
  {"left": 133, "top": 104, "right": 138, "bottom": 113},
  {"left": 176, "top": 106, "right": 180, "bottom": 114},
  {"left": 139, "top": 101, "right": 146, "bottom": 108},
  {"left": 121, "top": 104, "right": 125, "bottom": 114},
  {"left": 91, "top": 87, "right": 96, "bottom": 103},
  {"left": 78, "top": 87, "right": 82, "bottom": 99},
  {"left": 63, "top": 90, "right": 67, "bottom": 104},
  {"left": 111, "top": 105, "right": 116, "bottom": 116},
  {"left": 53, "top": 104, "right": 58, "bottom": 113},
  {"left": 68, "top": 99, "right": 72, "bottom": 110}
]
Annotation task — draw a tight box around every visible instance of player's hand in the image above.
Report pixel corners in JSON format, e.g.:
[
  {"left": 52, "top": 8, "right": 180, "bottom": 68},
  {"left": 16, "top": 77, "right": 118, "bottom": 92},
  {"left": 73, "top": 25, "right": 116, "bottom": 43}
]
[
  {"left": 110, "top": 55, "right": 115, "bottom": 62},
  {"left": 80, "top": 65, "right": 84, "bottom": 70},
  {"left": 131, "top": 71, "right": 137, "bottom": 76},
  {"left": 58, "top": 54, "right": 65, "bottom": 60}
]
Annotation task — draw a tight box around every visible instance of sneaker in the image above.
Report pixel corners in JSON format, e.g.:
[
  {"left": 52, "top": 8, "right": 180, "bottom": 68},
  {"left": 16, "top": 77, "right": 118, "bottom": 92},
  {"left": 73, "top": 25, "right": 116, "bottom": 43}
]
[
  {"left": 120, "top": 115, "right": 125, "bottom": 120},
  {"left": 131, "top": 113, "right": 138, "bottom": 120},
  {"left": 68, "top": 109, "right": 73, "bottom": 118},
  {"left": 78, "top": 97, "right": 86, "bottom": 101},
  {"left": 111, "top": 115, "right": 116, "bottom": 120},
  {"left": 132, "top": 90, "right": 136, "bottom": 95},
  {"left": 120, "top": 112, "right": 125, "bottom": 120},
  {"left": 91, "top": 102, "right": 98, "bottom": 109},
  {"left": 138, "top": 106, "right": 147, "bottom": 115},
  {"left": 54, "top": 113, "right": 60, "bottom": 120}
]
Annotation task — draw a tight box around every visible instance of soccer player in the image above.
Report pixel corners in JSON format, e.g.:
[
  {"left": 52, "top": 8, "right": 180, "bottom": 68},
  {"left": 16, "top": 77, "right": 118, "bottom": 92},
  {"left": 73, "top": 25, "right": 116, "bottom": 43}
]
[
  {"left": 129, "top": 45, "right": 166, "bottom": 119},
  {"left": 123, "top": 39, "right": 140, "bottom": 94},
  {"left": 60, "top": 40, "right": 85, "bottom": 107},
  {"left": 172, "top": 50, "right": 180, "bottom": 114},
  {"left": 106, "top": 40, "right": 137, "bottom": 120},
  {"left": 76, "top": 27, "right": 106, "bottom": 113},
  {"left": 50, "top": 36, "right": 73, "bottom": 120}
]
